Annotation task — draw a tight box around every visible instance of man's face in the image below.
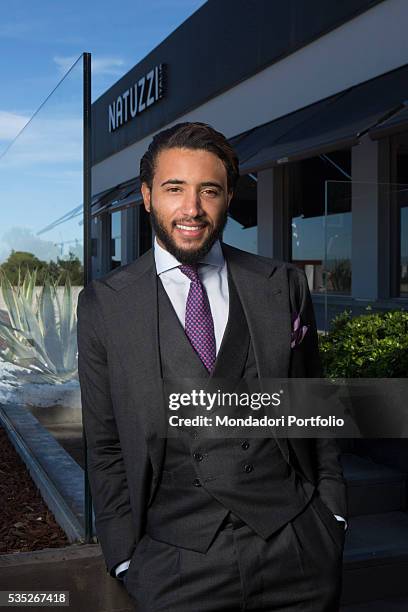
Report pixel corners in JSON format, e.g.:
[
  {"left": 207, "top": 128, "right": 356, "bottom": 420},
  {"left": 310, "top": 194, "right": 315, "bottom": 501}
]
[{"left": 141, "top": 147, "right": 232, "bottom": 264}]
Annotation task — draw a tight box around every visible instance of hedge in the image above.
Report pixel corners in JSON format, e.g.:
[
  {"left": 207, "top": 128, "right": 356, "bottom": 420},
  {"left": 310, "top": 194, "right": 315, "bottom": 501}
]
[{"left": 319, "top": 308, "right": 408, "bottom": 378}]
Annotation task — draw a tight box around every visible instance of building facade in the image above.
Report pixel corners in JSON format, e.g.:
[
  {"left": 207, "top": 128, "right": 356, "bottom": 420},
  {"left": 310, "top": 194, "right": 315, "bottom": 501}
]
[{"left": 90, "top": 0, "right": 408, "bottom": 329}]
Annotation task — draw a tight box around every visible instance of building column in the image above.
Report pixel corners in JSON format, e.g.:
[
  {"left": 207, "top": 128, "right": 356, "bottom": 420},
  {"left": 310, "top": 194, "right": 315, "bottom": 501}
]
[
  {"left": 257, "top": 166, "right": 289, "bottom": 260},
  {"left": 351, "top": 135, "right": 389, "bottom": 300}
]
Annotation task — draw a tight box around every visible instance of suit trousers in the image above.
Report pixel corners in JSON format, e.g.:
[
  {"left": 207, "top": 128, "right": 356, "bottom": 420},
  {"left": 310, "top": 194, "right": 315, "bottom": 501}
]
[{"left": 123, "top": 493, "right": 345, "bottom": 612}]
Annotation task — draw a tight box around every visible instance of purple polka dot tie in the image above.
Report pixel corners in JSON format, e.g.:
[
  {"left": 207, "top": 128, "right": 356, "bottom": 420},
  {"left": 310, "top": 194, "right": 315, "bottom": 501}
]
[{"left": 179, "top": 264, "right": 216, "bottom": 373}]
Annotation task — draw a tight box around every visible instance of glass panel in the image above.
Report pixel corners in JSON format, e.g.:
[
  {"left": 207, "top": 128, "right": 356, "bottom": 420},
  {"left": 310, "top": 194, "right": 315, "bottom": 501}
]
[
  {"left": 291, "top": 215, "right": 325, "bottom": 292},
  {"left": 110, "top": 210, "right": 122, "bottom": 269},
  {"left": 324, "top": 180, "right": 408, "bottom": 332},
  {"left": 0, "top": 56, "right": 85, "bottom": 549},
  {"left": 290, "top": 152, "right": 351, "bottom": 294},
  {"left": 223, "top": 173, "right": 257, "bottom": 254},
  {"left": 325, "top": 181, "right": 352, "bottom": 295},
  {"left": 292, "top": 199, "right": 352, "bottom": 296}
]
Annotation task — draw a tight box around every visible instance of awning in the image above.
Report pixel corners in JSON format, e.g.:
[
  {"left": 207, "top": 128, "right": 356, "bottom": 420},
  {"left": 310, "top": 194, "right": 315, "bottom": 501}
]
[
  {"left": 230, "top": 93, "right": 341, "bottom": 168},
  {"left": 369, "top": 102, "right": 408, "bottom": 140},
  {"left": 233, "top": 63, "right": 408, "bottom": 173},
  {"left": 91, "top": 177, "right": 142, "bottom": 217}
]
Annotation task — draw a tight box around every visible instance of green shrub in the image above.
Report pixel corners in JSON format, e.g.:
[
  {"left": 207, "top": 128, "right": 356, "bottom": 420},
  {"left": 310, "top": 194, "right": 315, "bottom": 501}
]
[
  {"left": 0, "top": 250, "right": 83, "bottom": 285},
  {"left": 319, "top": 309, "right": 408, "bottom": 378}
]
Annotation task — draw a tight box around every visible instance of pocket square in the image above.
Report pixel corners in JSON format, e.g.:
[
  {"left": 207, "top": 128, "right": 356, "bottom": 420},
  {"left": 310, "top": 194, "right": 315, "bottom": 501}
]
[{"left": 291, "top": 312, "right": 309, "bottom": 348}]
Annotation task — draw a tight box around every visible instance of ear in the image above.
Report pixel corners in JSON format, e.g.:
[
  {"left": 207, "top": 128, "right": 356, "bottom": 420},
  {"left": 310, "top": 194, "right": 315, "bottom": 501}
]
[{"left": 141, "top": 182, "right": 152, "bottom": 212}]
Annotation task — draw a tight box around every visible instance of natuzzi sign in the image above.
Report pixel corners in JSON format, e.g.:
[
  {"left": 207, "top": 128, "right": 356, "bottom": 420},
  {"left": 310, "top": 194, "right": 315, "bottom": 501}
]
[{"left": 108, "top": 63, "right": 166, "bottom": 133}]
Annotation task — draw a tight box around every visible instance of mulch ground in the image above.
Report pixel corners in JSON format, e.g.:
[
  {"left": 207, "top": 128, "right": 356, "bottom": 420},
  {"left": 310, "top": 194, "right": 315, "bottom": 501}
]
[{"left": 0, "top": 425, "right": 69, "bottom": 554}]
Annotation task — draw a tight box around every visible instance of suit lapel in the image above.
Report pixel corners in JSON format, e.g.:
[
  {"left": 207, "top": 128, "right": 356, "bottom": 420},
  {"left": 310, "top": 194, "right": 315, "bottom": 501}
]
[
  {"left": 221, "top": 243, "right": 291, "bottom": 378},
  {"left": 221, "top": 244, "right": 291, "bottom": 458}
]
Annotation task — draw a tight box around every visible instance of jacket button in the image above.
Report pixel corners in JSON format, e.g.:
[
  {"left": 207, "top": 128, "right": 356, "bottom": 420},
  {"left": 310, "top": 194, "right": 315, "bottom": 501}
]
[
  {"left": 241, "top": 441, "right": 250, "bottom": 450},
  {"left": 244, "top": 464, "right": 254, "bottom": 473},
  {"left": 193, "top": 452, "right": 204, "bottom": 462},
  {"left": 193, "top": 478, "right": 202, "bottom": 487}
]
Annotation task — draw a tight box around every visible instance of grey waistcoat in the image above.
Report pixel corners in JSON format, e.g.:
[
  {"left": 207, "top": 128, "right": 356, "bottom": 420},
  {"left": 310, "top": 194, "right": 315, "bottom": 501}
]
[{"left": 146, "top": 268, "right": 313, "bottom": 553}]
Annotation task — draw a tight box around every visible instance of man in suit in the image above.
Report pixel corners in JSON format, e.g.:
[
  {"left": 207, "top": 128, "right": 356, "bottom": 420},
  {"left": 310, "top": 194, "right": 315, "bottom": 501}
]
[{"left": 77, "top": 122, "right": 347, "bottom": 611}]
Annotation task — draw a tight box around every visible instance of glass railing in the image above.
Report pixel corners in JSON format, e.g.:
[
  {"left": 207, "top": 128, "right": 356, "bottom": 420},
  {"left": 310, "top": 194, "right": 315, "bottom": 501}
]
[{"left": 0, "top": 54, "right": 88, "bottom": 546}]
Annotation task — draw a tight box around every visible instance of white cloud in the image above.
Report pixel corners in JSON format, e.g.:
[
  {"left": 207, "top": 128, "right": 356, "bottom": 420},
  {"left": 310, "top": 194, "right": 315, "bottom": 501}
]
[
  {"left": 0, "top": 227, "right": 60, "bottom": 264},
  {"left": 92, "top": 56, "right": 127, "bottom": 76},
  {"left": 0, "top": 111, "right": 30, "bottom": 141},
  {"left": 54, "top": 55, "right": 126, "bottom": 77}
]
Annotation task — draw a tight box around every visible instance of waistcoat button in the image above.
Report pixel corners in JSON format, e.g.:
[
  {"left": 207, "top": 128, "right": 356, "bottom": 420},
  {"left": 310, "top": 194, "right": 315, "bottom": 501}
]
[
  {"left": 193, "top": 452, "right": 204, "bottom": 462},
  {"left": 241, "top": 441, "right": 250, "bottom": 450},
  {"left": 193, "top": 478, "right": 202, "bottom": 487},
  {"left": 244, "top": 463, "right": 254, "bottom": 473}
]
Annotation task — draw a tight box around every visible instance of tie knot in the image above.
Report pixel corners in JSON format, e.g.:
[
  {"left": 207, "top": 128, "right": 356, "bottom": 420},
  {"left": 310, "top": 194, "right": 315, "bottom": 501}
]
[{"left": 179, "top": 264, "right": 200, "bottom": 283}]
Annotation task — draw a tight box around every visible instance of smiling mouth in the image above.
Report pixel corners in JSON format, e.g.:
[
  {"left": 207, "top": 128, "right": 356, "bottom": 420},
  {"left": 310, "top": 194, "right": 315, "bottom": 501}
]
[{"left": 175, "top": 223, "right": 206, "bottom": 231}]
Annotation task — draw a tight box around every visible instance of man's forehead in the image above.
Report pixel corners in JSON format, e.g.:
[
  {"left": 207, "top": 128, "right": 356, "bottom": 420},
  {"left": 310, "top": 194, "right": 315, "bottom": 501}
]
[{"left": 154, "top": 147, "right": 227, "bottom": 179}]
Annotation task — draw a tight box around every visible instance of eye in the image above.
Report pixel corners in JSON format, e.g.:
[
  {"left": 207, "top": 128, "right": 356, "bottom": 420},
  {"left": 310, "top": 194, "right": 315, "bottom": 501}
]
[
  {"left": 202, "top": 189, "right": 219, "bottom": 197},
  {"left": 167, "top": 186, "right": 182, "bottom": 193}
]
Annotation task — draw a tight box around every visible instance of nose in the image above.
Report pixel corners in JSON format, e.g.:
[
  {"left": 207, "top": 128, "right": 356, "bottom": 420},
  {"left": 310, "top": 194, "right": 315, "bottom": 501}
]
[{"left": 180, "top": 188, "right": 203, "bottom": 218}]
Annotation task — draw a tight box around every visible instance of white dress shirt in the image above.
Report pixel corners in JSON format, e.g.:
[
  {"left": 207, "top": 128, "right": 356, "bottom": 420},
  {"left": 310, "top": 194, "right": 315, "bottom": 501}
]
[
  {"left": 154, "top": 237, "right": 229, "bottom": 353},
  {"left": 114, "top": 238, "right": 345, "bottom": 580}
]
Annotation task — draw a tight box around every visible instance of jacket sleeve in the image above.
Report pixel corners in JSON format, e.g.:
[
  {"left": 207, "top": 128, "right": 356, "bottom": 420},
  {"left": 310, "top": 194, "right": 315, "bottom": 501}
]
[
  {"left": 77, "top": 282, "right": 138, "bottom": 577},
  {"left": 288, "top": 267, "right": 347, "bottom": 519}
]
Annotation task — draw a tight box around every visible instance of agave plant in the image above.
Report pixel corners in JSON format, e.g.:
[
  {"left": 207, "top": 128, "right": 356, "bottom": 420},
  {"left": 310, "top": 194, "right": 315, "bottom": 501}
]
[{"left": 0, "top": 267, "right": 78, "bottom": 383}]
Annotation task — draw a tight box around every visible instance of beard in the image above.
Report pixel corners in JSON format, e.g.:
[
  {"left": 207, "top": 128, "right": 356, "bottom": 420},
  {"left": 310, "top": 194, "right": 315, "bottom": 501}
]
[{"left": 149, "top": 202, "right": 228, "bottom": 265}]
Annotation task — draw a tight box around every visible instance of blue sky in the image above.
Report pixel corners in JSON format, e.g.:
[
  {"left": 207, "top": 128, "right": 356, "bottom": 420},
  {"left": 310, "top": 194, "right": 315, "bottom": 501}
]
[
  {"left": 0, "top": 0, "right": 206, "bottom": 148},
  {"left": 0, "top": 0, "right": 206, "bottom": 263}
]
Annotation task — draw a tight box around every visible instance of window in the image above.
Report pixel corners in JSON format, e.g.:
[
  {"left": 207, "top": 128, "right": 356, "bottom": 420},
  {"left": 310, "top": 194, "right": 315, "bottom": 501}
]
[
  {"left": 401, "top": 202, "right": 408, "bottom": 295},
  {"left": 110, "top": 210, "right": 121, "bottom": 269},
  {"left": 290, "top": 152, "right": 351, "bottom": 294},
  {"left": 223, "top": 174, "right": 257, "bottom": 254},
  {"left": 396, "top": 138, "right": 408, "bottom": 296}
]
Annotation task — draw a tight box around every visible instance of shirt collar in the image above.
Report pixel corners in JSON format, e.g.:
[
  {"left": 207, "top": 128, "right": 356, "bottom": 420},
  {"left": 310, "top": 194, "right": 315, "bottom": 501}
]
[{"left": 154, "top": 236, "right": 225, "bottom": 275}]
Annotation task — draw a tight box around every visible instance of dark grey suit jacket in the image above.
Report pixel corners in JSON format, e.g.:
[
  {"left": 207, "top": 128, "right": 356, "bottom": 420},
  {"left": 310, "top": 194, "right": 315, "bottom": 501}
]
[{"left": 76, "top": 243, "right": 347, "bottom": 577}]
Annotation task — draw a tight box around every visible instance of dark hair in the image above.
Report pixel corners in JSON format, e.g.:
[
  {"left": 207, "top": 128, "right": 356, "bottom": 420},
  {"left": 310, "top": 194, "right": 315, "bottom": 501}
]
[{"left": 140, "top": 122, "right": 239, "bottom": 193}]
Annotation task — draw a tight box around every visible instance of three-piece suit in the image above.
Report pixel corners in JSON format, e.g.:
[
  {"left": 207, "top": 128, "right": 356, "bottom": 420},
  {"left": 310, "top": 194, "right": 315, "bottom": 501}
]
[{"left": 77, "top": 241, "right": 347, "bottom": 611}]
